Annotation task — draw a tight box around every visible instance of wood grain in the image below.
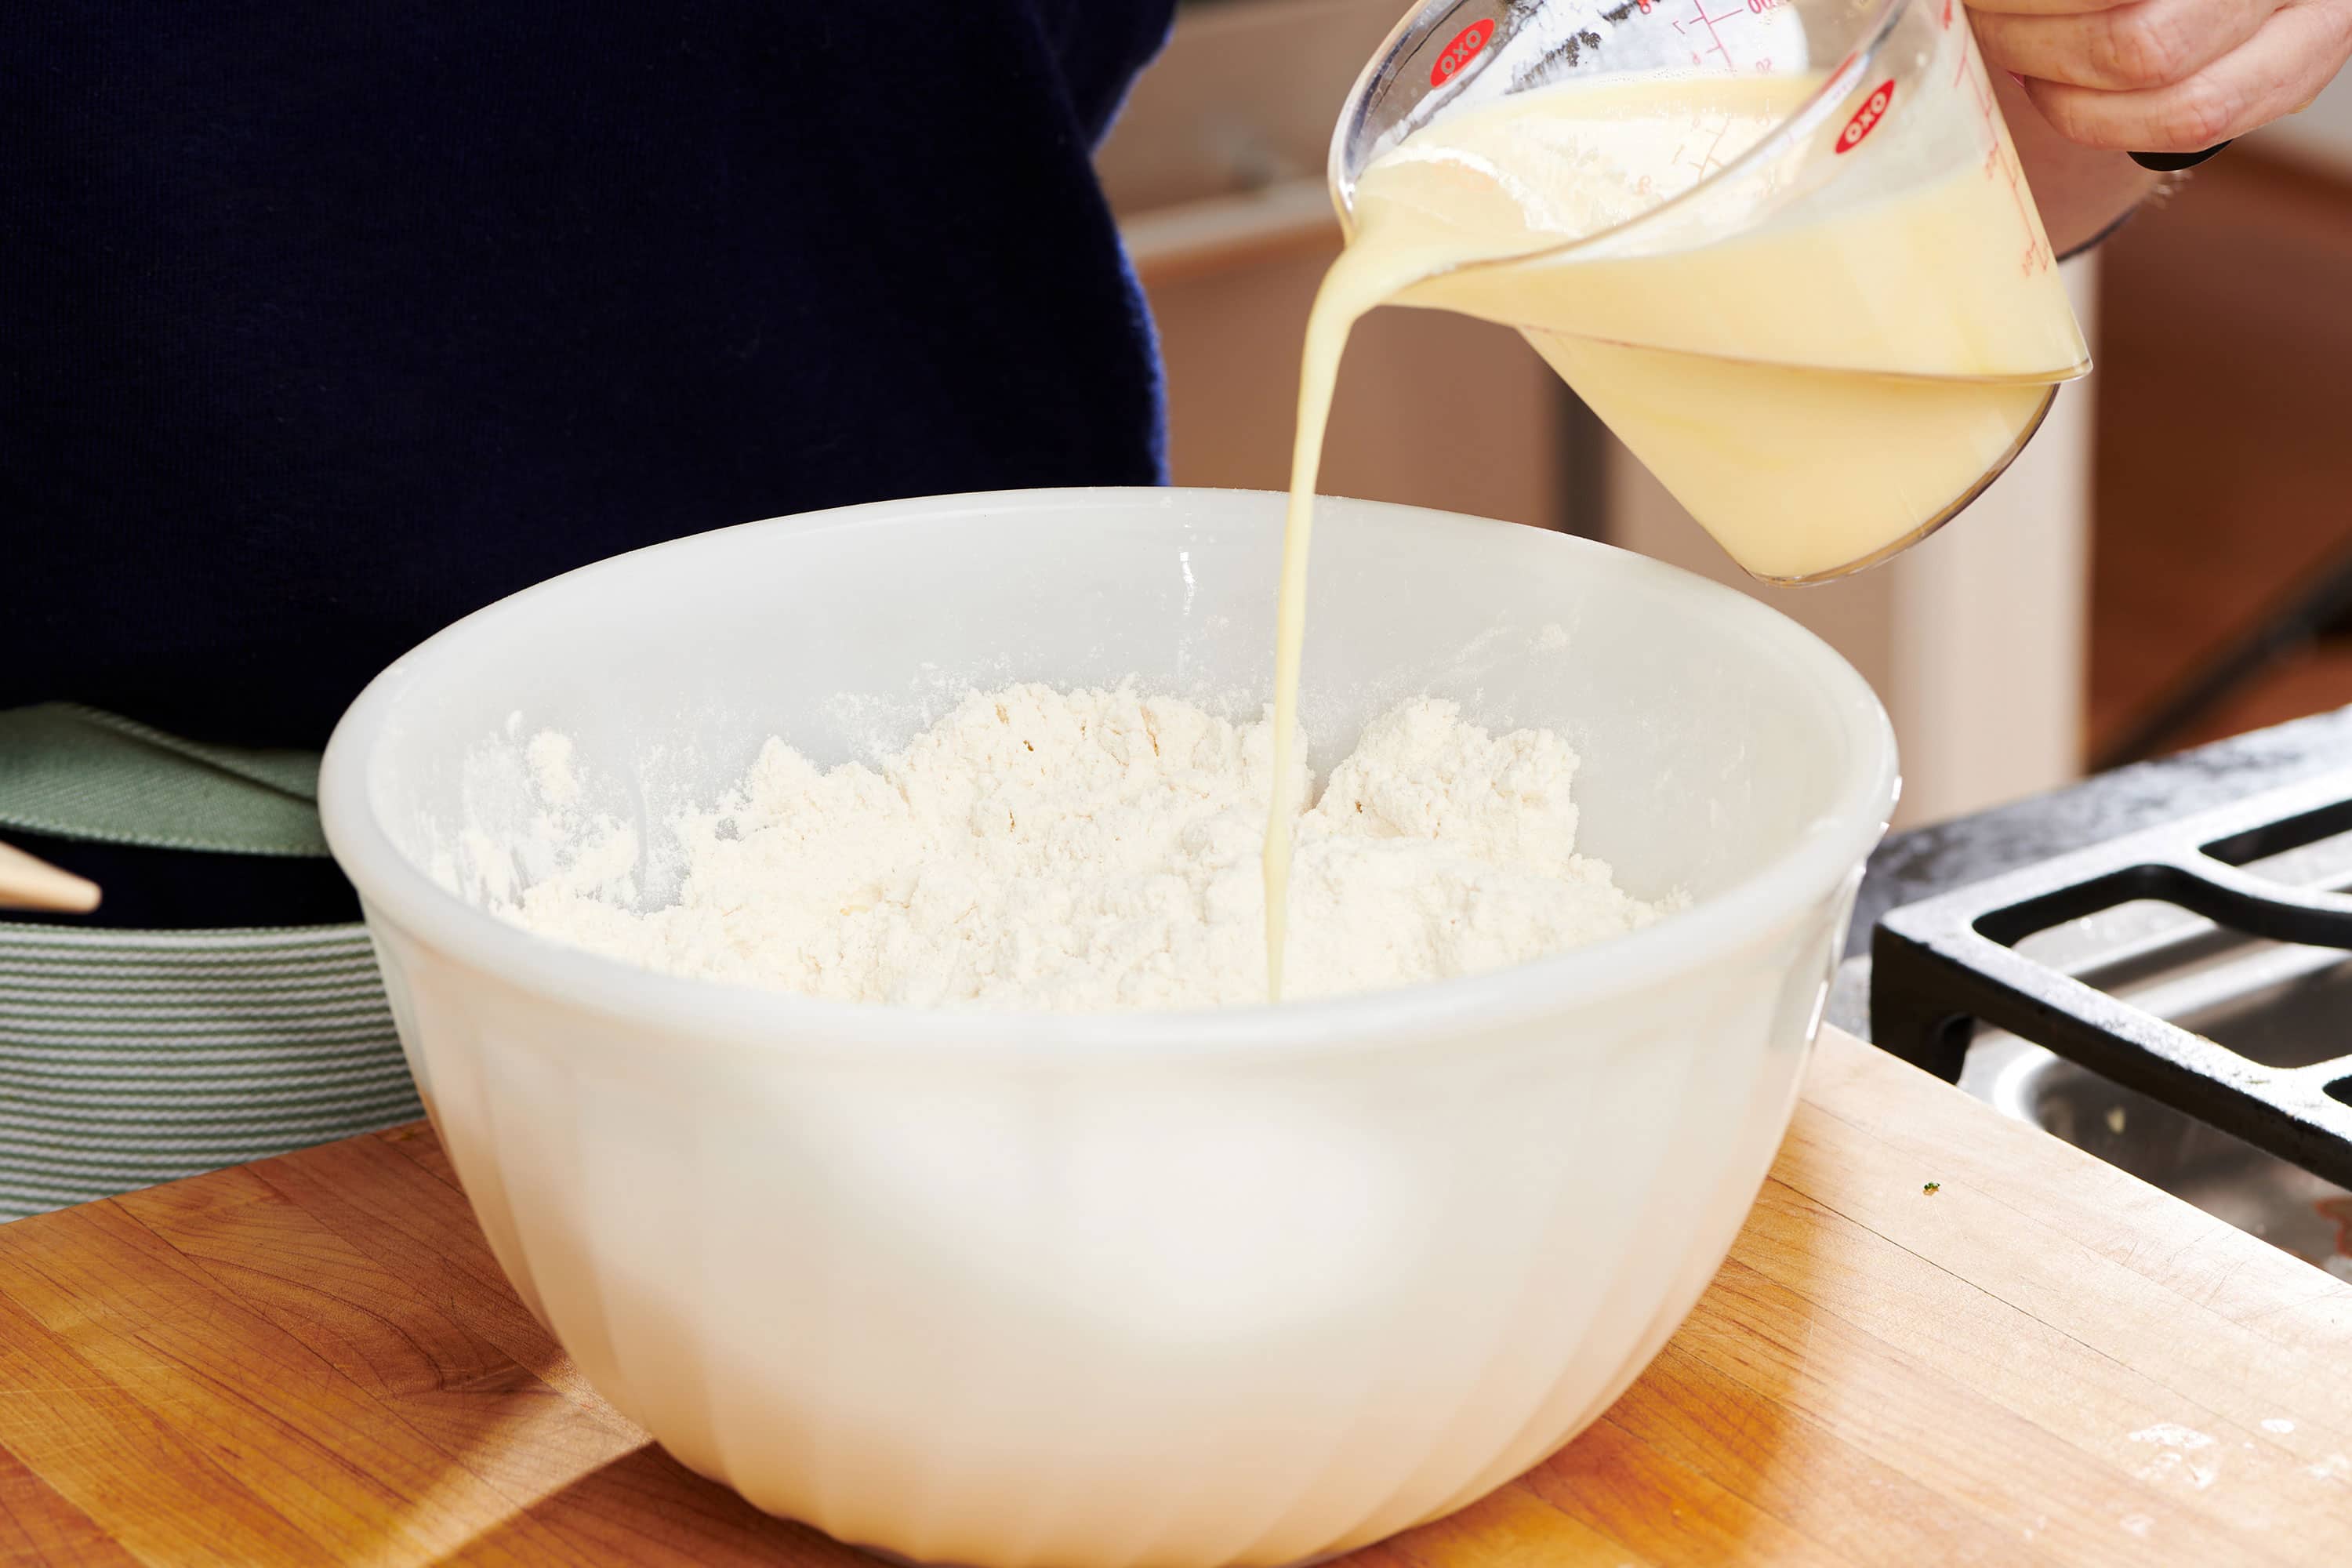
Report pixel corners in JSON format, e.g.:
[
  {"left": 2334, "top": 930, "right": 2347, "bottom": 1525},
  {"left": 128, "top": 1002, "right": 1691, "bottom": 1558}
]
[{"left": 0, "top": 1029, "right": 2346, "bottom": 1566}]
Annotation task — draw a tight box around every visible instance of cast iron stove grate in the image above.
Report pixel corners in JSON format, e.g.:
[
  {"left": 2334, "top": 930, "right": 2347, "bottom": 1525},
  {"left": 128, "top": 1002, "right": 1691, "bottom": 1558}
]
[{"left": 1871, "top": 773, "right": 2352, "bottom": 1190}]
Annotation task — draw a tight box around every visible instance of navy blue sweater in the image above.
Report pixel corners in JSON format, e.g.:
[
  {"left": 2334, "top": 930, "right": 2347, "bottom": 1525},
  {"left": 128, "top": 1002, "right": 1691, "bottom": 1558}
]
[
  {"left": 2, "top": 2, "right": 1174, "bottom": 924},
  {"left": 4, "top": 2, "right": 1174, "bottom": 743}
]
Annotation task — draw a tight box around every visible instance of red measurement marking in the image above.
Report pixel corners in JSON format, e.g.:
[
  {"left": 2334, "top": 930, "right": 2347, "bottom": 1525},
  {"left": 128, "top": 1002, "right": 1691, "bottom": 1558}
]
[
  {"left": 1687, "top": 0, "right": 1741, "bottom": 66},
  {"left": 1940, "top": 0, "right": 1954, "bottom": 26},
  {"left": 1834, "top": 80, "right": 1896, "bottom": 154},
  {"left": 1429, "top": 18, "right": 1495, "bottom": 86},
  {"left": 1746, "top": 0, "right": 1784, "bottom": 12},
  {"left": 1962, "top": 64, "right": 2053, "bottom": 277}
]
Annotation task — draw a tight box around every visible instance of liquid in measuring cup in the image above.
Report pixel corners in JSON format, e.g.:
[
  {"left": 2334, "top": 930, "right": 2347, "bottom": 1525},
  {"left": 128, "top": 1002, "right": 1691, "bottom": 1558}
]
[
  {"left": 1386, "top": 74, "right": 2085, "bottom": 581},
  {"left": 1261, "top": 43, "right": 2089, "bottom": 997}
]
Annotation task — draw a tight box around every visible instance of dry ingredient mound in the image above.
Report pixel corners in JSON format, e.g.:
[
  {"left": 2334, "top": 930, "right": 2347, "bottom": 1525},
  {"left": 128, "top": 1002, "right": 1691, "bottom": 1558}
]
[{"left": 508, "top": 684, "right": 1667, "bottom": 1011}]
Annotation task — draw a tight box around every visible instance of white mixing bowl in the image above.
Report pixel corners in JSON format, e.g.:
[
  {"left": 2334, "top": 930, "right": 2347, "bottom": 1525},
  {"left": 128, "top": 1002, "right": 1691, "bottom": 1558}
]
[{"left": 321, "top": 487, "right": 1896, "bottom": 1568}]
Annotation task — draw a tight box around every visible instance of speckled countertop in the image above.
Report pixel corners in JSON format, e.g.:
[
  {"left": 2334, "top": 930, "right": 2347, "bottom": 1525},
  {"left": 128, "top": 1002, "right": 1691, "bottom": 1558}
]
[{"left": 1829, "top": 703, "right": 2352, "bottom": 1039}]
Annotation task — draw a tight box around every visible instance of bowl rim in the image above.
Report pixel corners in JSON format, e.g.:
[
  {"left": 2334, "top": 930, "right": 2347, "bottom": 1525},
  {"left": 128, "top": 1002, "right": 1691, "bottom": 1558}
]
[{"left": 320, "top": 486, "right": 1899, "bottom": 1065}]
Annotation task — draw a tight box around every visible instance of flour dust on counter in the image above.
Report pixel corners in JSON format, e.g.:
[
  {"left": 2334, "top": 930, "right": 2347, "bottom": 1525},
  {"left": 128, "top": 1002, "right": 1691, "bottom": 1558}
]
[{"left": 500, "top": 684, "right": 1668, "bottom": 1011}]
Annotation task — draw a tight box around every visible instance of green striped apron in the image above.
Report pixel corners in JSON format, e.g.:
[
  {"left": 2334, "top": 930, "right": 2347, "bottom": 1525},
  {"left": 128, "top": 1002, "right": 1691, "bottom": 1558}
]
[{"left": 0, "top": 706, "right": 418, "bottom": 1221}]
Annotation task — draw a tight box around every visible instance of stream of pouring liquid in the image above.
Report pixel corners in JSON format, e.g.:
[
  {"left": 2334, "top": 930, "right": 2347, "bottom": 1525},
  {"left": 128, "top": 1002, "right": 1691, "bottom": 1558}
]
[{"left": 1261, "top": 72, "right": 2087, "bottom": 999}]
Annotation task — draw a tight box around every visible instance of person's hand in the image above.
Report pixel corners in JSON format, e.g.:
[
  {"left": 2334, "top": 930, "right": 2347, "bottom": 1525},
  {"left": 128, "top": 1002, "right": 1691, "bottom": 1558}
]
[{"left": 1970, "top": 0, "right": 2352, "bottom": 151}]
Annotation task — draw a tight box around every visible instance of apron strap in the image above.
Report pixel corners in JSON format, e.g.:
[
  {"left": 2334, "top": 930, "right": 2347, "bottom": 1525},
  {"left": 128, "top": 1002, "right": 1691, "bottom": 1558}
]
[{"left": 0, "top": 705, "right": 328, "bottom": 858}]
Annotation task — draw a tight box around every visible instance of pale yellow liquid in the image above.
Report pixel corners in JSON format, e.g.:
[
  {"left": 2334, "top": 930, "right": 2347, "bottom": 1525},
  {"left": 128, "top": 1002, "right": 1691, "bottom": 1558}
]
[{"left": 1261, "top": 72, "right": 2087, "bottom": 998}]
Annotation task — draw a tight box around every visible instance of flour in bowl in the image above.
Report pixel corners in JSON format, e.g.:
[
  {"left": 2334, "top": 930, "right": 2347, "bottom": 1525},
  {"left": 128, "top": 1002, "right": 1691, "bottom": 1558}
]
[{"left": 506, "top": 684, "right": 1667, "bottom": 1010}]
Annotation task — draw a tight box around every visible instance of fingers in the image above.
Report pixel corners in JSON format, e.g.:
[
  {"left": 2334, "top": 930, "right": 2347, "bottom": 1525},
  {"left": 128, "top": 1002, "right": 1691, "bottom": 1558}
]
[
  {"left": 2020, "top": 0, "right": 2352, "bottom": 149},
  {"left": 1965, "top": 0, "right": 2136, "bottom": 20},
  {"left": 1973, "top": 0, "right": 2271, "bottom": 89}
]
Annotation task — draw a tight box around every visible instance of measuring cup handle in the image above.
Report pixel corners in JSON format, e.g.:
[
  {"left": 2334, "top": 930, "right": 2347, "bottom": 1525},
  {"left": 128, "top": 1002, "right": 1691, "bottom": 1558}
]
[{"left": 2129, "top": 143, "right": 2230, "bottom": 172}]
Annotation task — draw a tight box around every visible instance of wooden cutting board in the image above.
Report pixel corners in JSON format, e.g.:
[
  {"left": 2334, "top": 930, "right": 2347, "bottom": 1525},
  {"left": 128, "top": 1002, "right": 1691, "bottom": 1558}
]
[{"left": 1, "top": 1028, "right": 2347, "bottom": 1566}]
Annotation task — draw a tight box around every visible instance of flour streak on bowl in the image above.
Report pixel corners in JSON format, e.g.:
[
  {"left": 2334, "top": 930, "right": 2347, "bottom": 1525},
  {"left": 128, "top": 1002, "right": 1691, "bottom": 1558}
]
[{"left": 321, "top": 487, "right": 1896, "bottom": 1568}]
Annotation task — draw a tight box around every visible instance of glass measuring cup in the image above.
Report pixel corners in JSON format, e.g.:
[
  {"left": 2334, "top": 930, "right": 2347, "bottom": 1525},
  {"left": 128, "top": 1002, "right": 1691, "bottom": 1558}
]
[{"left": 1330, "top": 0, "right": 2092, "bottom": 583}]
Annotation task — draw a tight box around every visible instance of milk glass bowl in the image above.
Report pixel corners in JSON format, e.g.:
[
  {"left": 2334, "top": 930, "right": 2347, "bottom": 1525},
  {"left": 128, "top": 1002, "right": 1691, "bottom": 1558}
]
[{"left": 319, "top": 488, "right": 1896, "bottom": 1568}]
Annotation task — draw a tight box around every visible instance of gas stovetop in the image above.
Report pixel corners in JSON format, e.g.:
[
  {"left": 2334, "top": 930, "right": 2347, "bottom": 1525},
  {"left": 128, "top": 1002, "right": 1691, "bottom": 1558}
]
[{"left": 1853, "top": 771, "right": 2352, "bottom": 1279}]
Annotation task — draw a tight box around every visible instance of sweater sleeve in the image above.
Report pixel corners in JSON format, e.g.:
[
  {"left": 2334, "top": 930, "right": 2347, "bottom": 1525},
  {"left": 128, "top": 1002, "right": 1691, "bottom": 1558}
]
[{"left": 1029, "top": 0, "right": 1179, "bottom": 146}]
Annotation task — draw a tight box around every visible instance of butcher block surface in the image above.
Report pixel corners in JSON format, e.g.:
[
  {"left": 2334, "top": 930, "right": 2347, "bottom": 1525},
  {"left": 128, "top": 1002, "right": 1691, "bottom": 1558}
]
[{"left": 1, "top": 1027, "right": 2347, "bottom": 1566}]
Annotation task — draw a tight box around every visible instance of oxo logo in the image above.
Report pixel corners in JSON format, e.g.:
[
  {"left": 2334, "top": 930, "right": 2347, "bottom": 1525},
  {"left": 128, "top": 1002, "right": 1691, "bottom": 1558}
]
[
  {"left": 1430, "top": 19, "right": 1497, "bottom": 86},
  {"left": 1835, "top": 81, "right": 1896, "bottom": 154}
]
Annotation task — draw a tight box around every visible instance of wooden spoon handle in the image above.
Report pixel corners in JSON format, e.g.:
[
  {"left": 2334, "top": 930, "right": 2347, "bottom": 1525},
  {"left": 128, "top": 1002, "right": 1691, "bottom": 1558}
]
[{"left": 0, "top": 840, "right": 101, "bottom": 914}]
